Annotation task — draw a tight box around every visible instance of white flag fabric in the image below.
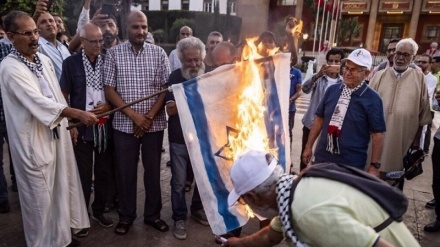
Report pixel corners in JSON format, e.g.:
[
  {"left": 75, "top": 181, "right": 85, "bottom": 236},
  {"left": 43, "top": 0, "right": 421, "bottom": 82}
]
[{"left": 172, "top": 53, "right": 291, "bottom": 235}]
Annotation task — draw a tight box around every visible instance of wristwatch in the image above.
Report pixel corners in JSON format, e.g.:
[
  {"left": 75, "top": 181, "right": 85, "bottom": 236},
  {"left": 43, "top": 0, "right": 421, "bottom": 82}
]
[{"left": 370, "top": 162, "right": 381, "bottom": 169}]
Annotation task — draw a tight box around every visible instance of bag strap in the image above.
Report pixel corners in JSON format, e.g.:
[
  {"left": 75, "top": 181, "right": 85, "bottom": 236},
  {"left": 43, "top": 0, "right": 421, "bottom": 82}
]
[{"left": 373, "top": 217, "right": 394, "bottom": 232}]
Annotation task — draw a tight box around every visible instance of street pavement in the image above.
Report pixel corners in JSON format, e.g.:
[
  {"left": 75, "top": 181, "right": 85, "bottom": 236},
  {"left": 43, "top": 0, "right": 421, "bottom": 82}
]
[{"left": 1, "top": 92, "right": 440, "bottom": 246}]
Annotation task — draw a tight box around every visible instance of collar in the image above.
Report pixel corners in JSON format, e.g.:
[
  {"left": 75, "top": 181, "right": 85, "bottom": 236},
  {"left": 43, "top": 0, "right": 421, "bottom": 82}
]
[
  {"left": 322, "top": 74, "right": 344, "bottom": 83},
  {"left": 392, "top": 67, "right": 410, "bottom": 78},
  {"left": 338, "top": 82, "right": 368, "bottom": 96},
  {"left": 127, "top": 40, "right": 147, "bottom": 55},
  {"left": 39, "top": 36, "right": 62, "bottom": 48}
]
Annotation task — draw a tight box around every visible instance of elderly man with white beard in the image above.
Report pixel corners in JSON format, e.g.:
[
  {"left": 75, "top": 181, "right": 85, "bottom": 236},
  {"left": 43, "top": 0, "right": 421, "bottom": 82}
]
[
  {"left": 165, "top": 36, "right": 209, "bottom": 240},
  {"left": 224, "top": 150, "right": 420, "bottom": 247}
]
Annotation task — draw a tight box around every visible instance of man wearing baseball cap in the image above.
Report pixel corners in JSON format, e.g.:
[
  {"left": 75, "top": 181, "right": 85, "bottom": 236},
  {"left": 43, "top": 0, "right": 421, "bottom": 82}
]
[
  {"left": 302, "top": 49, "right": 386, "bottom": 175},
  {"left": 224, "top": 150, "right": 419, "bottom": 247}
]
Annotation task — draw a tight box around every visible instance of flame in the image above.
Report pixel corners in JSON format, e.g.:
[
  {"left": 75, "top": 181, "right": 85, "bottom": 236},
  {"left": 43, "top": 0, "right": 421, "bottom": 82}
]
[
  {"left": 228, "top": 38, "right": 269, "bottom": 161},
  {"left": 228, "top": 37, "right": 281, "bottom": 218}
]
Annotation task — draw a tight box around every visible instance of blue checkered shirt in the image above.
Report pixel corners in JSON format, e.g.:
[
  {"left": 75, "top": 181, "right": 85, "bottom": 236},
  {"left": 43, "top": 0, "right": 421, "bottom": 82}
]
[
  {"left": 0, "top": 43, "right": 12, "bottom": 131},
  {"left": 103, "top": 41, "right": 170, "bottom": 133}
]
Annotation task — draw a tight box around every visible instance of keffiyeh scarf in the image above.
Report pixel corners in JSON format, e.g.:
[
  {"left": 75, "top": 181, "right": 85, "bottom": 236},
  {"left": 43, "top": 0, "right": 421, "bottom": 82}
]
[
  {"left": 82, "top": 50, "right": 108, "bottom": 152},
  {"left": 11, "top": 48, "right": 60, "bottom": 138},
  {"left": 326, "top": 83, "right": 364, "bottom": 154},
  {"left": 276, "top": 174, "right": 309, "bottom": 247}
]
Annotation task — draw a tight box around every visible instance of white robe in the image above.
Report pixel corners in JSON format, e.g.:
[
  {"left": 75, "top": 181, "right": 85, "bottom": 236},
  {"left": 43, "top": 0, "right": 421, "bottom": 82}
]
[{"left": 0, "top": 53, "right": 90, "bottom": 247}]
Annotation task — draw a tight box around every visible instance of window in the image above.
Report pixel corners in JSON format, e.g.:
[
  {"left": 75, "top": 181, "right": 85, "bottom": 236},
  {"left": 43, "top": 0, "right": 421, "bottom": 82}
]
[
  {"left": 204, "top": 1, "right": 212, "bottom": 12},
  {"left": 182, "top": 0, "right": 190, "bottom": 10},
  {"left": 143, "top": 0, "right": 149, "bottom": 11},
  {"left": 426, "top": 26, "right": 440, "bottom": 41},
  {"left": 278, "top": 0, "right": 296, "bottom": 6},
  {"left": 161, "top": 0, "right": 168, "bottom": 10},
  {"left": 228, "top": 1, "right": 236, "bottom": 14}
]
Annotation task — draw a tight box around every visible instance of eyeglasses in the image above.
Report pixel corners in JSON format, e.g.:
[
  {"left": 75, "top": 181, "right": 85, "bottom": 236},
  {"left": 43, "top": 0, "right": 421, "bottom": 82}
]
[
  {"left": 415, "top": 60, "right": 429, "bottom": 64},
  {"left": 386, "top": 48, "right": 396, "bottom": 53},
  {"left": 395, "top": 51, "right": 413, "bottom": 59},
  {"left": 82, "top": 38, "right": 104, "bottom": 46},
  {"left": 342, "top": 66, "right": 365, "bottom": 75},
  {"left": 10, "top": 29, "right": 40, "bottom": 37}
]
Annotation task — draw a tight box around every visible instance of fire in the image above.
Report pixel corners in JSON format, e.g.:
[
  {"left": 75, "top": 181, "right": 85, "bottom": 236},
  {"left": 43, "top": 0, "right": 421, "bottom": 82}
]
[
  {"left": 228, "top": 38, "right": 270, "bottom": 161},
  {"left": 228, "top": 37, "right": 280, "bottom": 218}
]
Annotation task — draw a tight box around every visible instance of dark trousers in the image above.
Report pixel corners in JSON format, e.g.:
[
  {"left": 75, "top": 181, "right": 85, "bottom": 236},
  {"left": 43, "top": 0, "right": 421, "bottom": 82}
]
[
  {"left": 73, "top": 139, "right": 113, "bottom": 215},
  {"left": 114, "top": 130, "right": 164, "bottom": 224},
  {"left": 424, "top": 111, "right": 435, "bottom": 152},
  {"left": 288, "top": 111, "right": 296, "bottom": 145},
  {"left": 300, "top": 126, "right": 310, "bottom": 171},
  {"left": 432, "top": 137, "right": 440, "bottom": 219},
  {"left": 0, "top": 128, "right": 13, "bottom": 203}
]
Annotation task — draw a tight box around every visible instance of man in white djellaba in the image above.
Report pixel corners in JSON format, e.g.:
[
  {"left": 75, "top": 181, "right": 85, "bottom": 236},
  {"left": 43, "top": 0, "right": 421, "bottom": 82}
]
[{"left": 0, "top": 11, "right": 98, "bottom": 247}]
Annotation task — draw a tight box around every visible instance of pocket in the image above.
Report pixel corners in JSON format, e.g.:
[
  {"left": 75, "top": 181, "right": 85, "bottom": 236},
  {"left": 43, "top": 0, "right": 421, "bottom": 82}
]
[{"left": 29, "top": 126, "right": 55, "bottom": 170}]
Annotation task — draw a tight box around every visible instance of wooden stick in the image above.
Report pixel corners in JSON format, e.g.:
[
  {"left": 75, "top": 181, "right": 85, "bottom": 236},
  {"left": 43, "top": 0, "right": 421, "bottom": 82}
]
[{"left": 66, "top": 87, "right": 171, "bottom": 130}]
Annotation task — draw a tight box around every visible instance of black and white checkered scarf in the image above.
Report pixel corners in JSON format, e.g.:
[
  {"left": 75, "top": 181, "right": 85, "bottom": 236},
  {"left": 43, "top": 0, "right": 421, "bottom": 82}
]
[
  {"left": 276, "top": 174, "right": 308, "bottom": 247},
  {"left": 82, "top": 50, "right": 108, "bottom": 152},
  {"left": 11, "top": 48, "right": 55, "bottom": 101},
  {"left": 326, "top": 83, "right": 364, "bottom": 154}
]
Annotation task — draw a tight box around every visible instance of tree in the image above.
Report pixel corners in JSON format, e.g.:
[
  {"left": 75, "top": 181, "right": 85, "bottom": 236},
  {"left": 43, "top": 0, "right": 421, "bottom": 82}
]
[
  {"left": 338, "top": 17, "right": 360, "bottom": 46},
  {"left": 0, "top": 0, "right": 65, "bottom": 17},
  {"left": 169, "top": 18, "right": 195, "bottom": 43}
]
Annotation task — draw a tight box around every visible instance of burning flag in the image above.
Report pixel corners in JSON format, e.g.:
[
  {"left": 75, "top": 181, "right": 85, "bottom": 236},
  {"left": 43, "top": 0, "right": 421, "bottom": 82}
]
[{"left": 171, "top": 49, "right": 290, "bottom": 234}]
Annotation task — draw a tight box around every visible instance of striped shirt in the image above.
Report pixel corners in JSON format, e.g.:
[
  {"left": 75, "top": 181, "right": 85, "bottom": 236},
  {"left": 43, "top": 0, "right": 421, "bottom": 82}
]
[
  {"left": 0, "top": 42, "right": 12, "bottom": 131},
  {"left": 103, "top": 41, "right": 170, "bottom": 133}
]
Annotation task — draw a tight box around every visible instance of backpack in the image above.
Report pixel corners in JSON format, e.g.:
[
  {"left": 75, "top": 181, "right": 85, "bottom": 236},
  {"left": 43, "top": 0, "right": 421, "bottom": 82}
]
[{"left": 289, "top": 163, "right": 408, "bottom": 232}]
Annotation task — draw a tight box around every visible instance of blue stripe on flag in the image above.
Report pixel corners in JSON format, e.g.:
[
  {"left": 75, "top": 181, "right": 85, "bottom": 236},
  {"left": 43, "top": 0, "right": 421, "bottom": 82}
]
[
  {"left": 183, "top": 78, "right": 240, "bottom": 231},
  {"left": 259, "top": 59, "right": 286, "bottom": 169}
]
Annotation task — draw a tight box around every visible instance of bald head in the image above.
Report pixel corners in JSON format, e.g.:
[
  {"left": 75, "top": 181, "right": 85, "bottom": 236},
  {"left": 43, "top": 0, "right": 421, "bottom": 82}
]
[
  {"left": 126, "top": 10, "right": 148, "bottom": 48},
  {"left": 179, "top": 26, "right": 193, "bottom": 40},
  {"left": 79, "top": 23, "right": 102, "bottom": 38},
  {"left": 212, "top": 41, "right": 237, "bottom": 67},
  {"left": 80, "top": 23, "right": 103, "bottom": 59}
]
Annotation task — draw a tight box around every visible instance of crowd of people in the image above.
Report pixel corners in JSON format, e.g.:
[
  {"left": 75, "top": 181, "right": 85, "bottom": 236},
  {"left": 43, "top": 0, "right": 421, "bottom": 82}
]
[{"left": 0, "top": 0, "right": 439, "bottom": 246}]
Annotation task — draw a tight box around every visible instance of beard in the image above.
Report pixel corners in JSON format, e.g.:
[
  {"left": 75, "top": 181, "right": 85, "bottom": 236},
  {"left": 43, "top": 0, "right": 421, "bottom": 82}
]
[
  {"left": 103, "top": 32, "right": 117, "bottom": 44},
  {"left": 181, "top": 63, "right": 205, "bottom": 80}
]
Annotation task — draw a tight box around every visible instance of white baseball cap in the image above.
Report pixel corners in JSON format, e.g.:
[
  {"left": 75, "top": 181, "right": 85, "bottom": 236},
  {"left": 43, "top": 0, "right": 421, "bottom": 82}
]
[
  {"left": 343, "top": 48, "right": 372, "bottom": 70},
  {"left": 227, "top": 150, "right": 278, "bottom": 206}
]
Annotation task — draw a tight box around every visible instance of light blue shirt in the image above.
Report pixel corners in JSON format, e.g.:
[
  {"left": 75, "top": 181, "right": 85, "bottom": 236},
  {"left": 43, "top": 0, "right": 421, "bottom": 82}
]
[{"left": 38, "top": 37, "right": 70, "bottom": 80}]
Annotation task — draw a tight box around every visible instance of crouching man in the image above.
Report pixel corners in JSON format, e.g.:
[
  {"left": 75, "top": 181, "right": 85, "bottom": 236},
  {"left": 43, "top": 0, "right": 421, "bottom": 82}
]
[{"left": 225, "top": 150, "right": 419, "bottom": 247}]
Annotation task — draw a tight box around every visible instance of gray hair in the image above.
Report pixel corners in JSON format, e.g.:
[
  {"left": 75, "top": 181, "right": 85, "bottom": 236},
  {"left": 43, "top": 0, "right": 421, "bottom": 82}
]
[
  {"left": 396, "top": 38, "right": 419, "bottom": 55},
  {"left": 177, "top": 36, "right": 206, "bottom": 63},
  {"left": 249, "top": 165, "right": 284, "bottom": 198}
]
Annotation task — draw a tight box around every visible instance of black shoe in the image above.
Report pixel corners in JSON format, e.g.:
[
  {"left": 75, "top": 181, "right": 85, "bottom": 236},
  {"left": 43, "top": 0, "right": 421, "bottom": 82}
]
[
  {"left": 426, "top": 199, "right": 435, "bottom": 209},
  {"left": 11, "top": 181, "right": 18, "bottom": 192},
  {"left": 424, "top": 220, "right": 440, "bottom": 232},
  {"left": 92, "top": 214, "right": 114, "bottom": 227},
  {"left": 166, "top": 160, "right": 171, "bottom": 167},
  {"left": 67, "top": 238, "right": 81, "bottom": 247},
  {"left": 73, "top": 228, "right": 89, "bottom": 237},
  {"left": 0, "top": 201, "right": 10, "bottom": 213}
]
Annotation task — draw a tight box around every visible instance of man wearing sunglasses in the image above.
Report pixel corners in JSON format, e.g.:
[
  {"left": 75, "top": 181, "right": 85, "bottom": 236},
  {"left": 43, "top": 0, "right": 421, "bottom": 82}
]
[
  {"left": 370, "top": 38, "right": 431, "bottom": 189},
  {"left": 302, "top": 49, "right": 385, "bottom": 175},
  {"left": 60, "top": 23, "right": 114, "bottom": 237}
]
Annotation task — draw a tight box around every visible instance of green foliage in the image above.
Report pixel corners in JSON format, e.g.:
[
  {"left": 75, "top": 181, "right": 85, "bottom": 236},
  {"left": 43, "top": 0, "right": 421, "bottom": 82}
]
[
  {"left": 169, "top": 18, "right": 196, "bottom": 42},
  {"left": 145, "top": 10, "right": 242, "bottom": 44},
  {"left": 152, "top": 29, "right": 165, "bottom": 44},
  {"left": 0, "top": 0, "right": 65, "bottom": 17},
  {"left": 338, "top": 17, "right": 360, "bottom": 46}
]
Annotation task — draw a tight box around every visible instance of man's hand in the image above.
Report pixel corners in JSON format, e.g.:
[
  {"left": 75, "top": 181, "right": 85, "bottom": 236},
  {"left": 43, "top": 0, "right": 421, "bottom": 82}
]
[
  {"left": 78, "top": 111, "right": 99, "bottom": 126},
  {"left": 224, "top": 237, "right": 242, "bottom": 247},
  {"left": 69, "top": 127, "right": 79, "bottom": 145},
  {"left": 302, "top": 146, "right": 313, "bottom": 165},
  {"left": 90, "top": 103, "right": 112, "bottom": 115},
  {"left": 131, "top": 112, "right": 151, "bottom": 131},
  {"left": 315, "top": 64, "right": 331, "bottom": 79},
  {"left": 133, "top": 126, "right": 146, "bottom": 138},
  {"left": 367, "top": 165, "right": 380, "bottom": 177},
  {"left": 90, "top": 9, "right": 110, "bottom": 27},
  {"left": 35, "top": 0, "right": 49, "bottom": 13}
]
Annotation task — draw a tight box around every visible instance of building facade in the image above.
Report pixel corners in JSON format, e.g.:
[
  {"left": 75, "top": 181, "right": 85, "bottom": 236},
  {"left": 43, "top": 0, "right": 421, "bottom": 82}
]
[{"left": 135, "top": 0, "right": 237, "bottom": 15}]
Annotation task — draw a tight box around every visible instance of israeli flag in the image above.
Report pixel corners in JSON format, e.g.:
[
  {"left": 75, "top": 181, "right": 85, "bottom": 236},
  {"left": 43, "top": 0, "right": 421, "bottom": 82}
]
[{"left": 172, "top": 53, "right": 291, "bottom": 235}]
